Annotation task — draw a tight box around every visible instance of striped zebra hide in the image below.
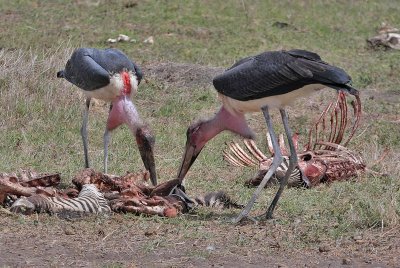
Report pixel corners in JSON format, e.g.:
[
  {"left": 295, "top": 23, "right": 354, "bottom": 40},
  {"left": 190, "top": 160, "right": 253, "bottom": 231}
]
[
  {"left": 73, "top": 171, "right": 243, "bottom": 217},
  {"left": 2, "top": 169, "right": 242, "bottom": 218},
  {"left": 10, "top": 184, "right": 111, "bottom": 215}
]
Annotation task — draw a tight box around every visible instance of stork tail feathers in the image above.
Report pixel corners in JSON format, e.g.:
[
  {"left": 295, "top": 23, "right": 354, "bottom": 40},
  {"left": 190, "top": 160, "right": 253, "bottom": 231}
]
[
  {"left": 345, "top": 84, "right": 359, "bottom": 96},
  {"left": 56, "top": 70, "right": 65, "bottom": 78},
  {"left": 328, "top": 83, "right": 359, "bottom": 96}
]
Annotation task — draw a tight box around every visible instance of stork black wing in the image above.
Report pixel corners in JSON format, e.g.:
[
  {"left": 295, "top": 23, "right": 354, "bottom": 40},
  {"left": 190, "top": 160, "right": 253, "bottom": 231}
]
[
  {"left": 61, "top": 48, "right": 110, "bottom": 91},
  {"left": 91, "top": 48, "right": 142, "bottom": 83},
  {"left": 60, "top": 48, "right": 142, "bottom": 91},
  {"left": 213, "top": 49, "right": 353, "bottom": 101},
  {"left": 287, "top": 49, "right": 323, "bottom": 62}
]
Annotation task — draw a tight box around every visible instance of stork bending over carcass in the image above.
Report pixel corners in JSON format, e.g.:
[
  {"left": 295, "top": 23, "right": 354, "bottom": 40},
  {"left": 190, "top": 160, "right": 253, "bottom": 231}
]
[
  {"left": 175, "top": 49, "right": 360, "bottom": 223},
  {"left": 57, "top": 48, "right": 157, "bottom": 186}
]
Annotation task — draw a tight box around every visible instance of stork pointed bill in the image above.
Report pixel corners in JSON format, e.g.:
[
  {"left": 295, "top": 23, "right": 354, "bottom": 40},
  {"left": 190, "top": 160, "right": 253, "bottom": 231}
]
[
  {"left": 136, "top": 126, "right": 157, "bottom": 186},
  {"left": 177, "top": 124, "right": 205, "bottom": 181}
]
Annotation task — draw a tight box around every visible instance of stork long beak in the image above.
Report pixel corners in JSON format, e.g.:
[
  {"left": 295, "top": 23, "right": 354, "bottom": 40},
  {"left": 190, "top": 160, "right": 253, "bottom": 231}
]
[
  {"left": 136, "top": 126, "right": 157, "bottom": 186},
  {"left": 177, "top": 136, "right": 203, "bottom": 183}
]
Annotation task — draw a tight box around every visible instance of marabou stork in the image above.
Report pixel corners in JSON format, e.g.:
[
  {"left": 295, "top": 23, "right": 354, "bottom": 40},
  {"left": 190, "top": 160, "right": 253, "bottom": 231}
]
[
  {"left": 176, "top": 49, "right": 359, "bottom": 222},
  {"left": 57, "top": 48, "right": 157, "bottom": 186}
]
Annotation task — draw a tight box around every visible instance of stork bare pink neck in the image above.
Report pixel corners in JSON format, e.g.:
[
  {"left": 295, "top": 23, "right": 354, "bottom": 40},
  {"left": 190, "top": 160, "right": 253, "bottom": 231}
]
[
  {"left": 190, "top": 106, "right": 255, "bottom": 153},
  {"left": 106, "top": 96, "right": 142, "bottom": 132},
  {"left": 202, "top": 106, "right": 254, "bottom": 142}
]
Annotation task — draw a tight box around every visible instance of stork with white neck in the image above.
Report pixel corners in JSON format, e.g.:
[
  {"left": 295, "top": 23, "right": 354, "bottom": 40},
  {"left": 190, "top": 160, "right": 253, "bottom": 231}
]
[
  {"left": 57, "top": 48, "right": 157, "bottom": 186},
  {"left": 176, "top": 49, "right": 359, "bottom": 222}
]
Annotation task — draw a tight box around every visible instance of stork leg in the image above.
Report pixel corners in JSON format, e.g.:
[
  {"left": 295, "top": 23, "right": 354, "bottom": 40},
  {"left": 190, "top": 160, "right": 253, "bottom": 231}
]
[
  {"left": 81, "top": 98, "right": 91, "bottom": 168},
  {"left": 263, "top": 108, "right": 298, "bottom": 219},
  {"left": 103, "top": 103, "right": 113, "bottom": 174},
  {"left": 233, "top": 106, "right": 283, "bottom": 223}
]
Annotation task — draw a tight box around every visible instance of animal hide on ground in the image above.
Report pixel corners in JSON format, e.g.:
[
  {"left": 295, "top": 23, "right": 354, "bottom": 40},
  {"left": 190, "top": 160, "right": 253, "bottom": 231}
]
[{"left": 1, "top": 169, "right": 240, "bottom": 218}]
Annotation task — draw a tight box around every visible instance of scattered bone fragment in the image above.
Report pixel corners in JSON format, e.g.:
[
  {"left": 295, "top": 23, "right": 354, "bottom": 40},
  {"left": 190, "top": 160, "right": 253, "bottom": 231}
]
[
  {"left": 117, "top": 34, "right": 130, "bottom": 42},
  {"left": 367, "top": 23, "right": 400, "bottom": 50},
  {"left": 143, "top": 36, "right": 154, "bottom": 44},
  {"left": 107, "top": 38, "right": 117, "bottom": 43}
]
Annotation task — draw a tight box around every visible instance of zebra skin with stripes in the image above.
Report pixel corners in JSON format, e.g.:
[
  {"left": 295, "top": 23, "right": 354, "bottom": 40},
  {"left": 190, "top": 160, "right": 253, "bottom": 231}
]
[
  {"left": 250, "top": 156, "right": 310, "bottom": 188},
  {"left": 9, "top": 186, "right": 241, "bottom": 217},
  {"left": 5, "top": 168, "right": 244, "bottom": 217},
  {"left": 188, "top": 191, "right": 244, "bottom": 210},
  {"left": 10, "top": 184, "right": 111, "bottom": 215}
]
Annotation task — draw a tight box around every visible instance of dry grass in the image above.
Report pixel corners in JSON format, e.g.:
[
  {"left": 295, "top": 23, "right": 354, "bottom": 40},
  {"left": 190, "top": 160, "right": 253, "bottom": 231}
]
[{"left": 0, "top": 47, "right": 74, "bottom": 118}]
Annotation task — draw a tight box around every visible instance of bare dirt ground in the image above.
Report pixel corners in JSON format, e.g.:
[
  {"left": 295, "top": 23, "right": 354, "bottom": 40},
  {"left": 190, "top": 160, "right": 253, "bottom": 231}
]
[
  {"left": 0, "top": 211, "right": 399, "bottom": 267},
  {"left": 1, "top": 62, "right": 399, "bottom": 268}
]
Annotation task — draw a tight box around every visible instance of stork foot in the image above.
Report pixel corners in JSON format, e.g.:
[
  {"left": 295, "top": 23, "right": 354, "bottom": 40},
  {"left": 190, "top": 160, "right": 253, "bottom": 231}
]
[
  {"left": 231, "top": 210, "right": 258, "bottom": 224},
  {"left": 254, "top": 211, "right": 274, "bottom": 220},
  {"left": 265, "top": 205, "right": 277, "bottom": 219},
  {"left": 233, "top": 211, "right": 277, "bottom": 224}
]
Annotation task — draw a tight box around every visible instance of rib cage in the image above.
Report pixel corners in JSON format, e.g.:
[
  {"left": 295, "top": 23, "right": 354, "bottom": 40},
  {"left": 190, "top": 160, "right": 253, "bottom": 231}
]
[
  {"left": 306, "top": 91, "right": 361, "bottom": 151},
  {"left": 223, "top": 92, "right": 364, "bottom": 188},
  {"left": 224, "top": 138, "right": 310, "bottom": 188}
]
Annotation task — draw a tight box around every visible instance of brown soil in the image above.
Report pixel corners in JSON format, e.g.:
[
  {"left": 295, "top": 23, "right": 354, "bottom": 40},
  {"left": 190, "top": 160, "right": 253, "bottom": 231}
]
[
  {"left": 0, "top": 211, "right": 398, "bottom": 268},
  {"left": 142, "top": 61, "right": 224, "bottom": 89}
]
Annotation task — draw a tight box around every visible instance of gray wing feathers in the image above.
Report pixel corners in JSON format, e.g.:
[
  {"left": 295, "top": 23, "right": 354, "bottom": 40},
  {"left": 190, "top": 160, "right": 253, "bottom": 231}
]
[
  {"left": 287, "top": 50, "right": 351, "bottom": 85},
  {"left": 287, "top": 49, "right": 323, "bottom": 61},
  {"left": 213, "top": 50, "right": 353, "bottom": 101},
  {"left": 63, "top": 49, "right": 110, "bottom": 91},
  {"left": 226, "top": 55, "right": 254, "bottom": 71},
  {"left": 286, "top": 60, "right": 314, "bottom": 77},
  {"left": 58, "top": 48, "right": 142, "bottom": 91}
]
